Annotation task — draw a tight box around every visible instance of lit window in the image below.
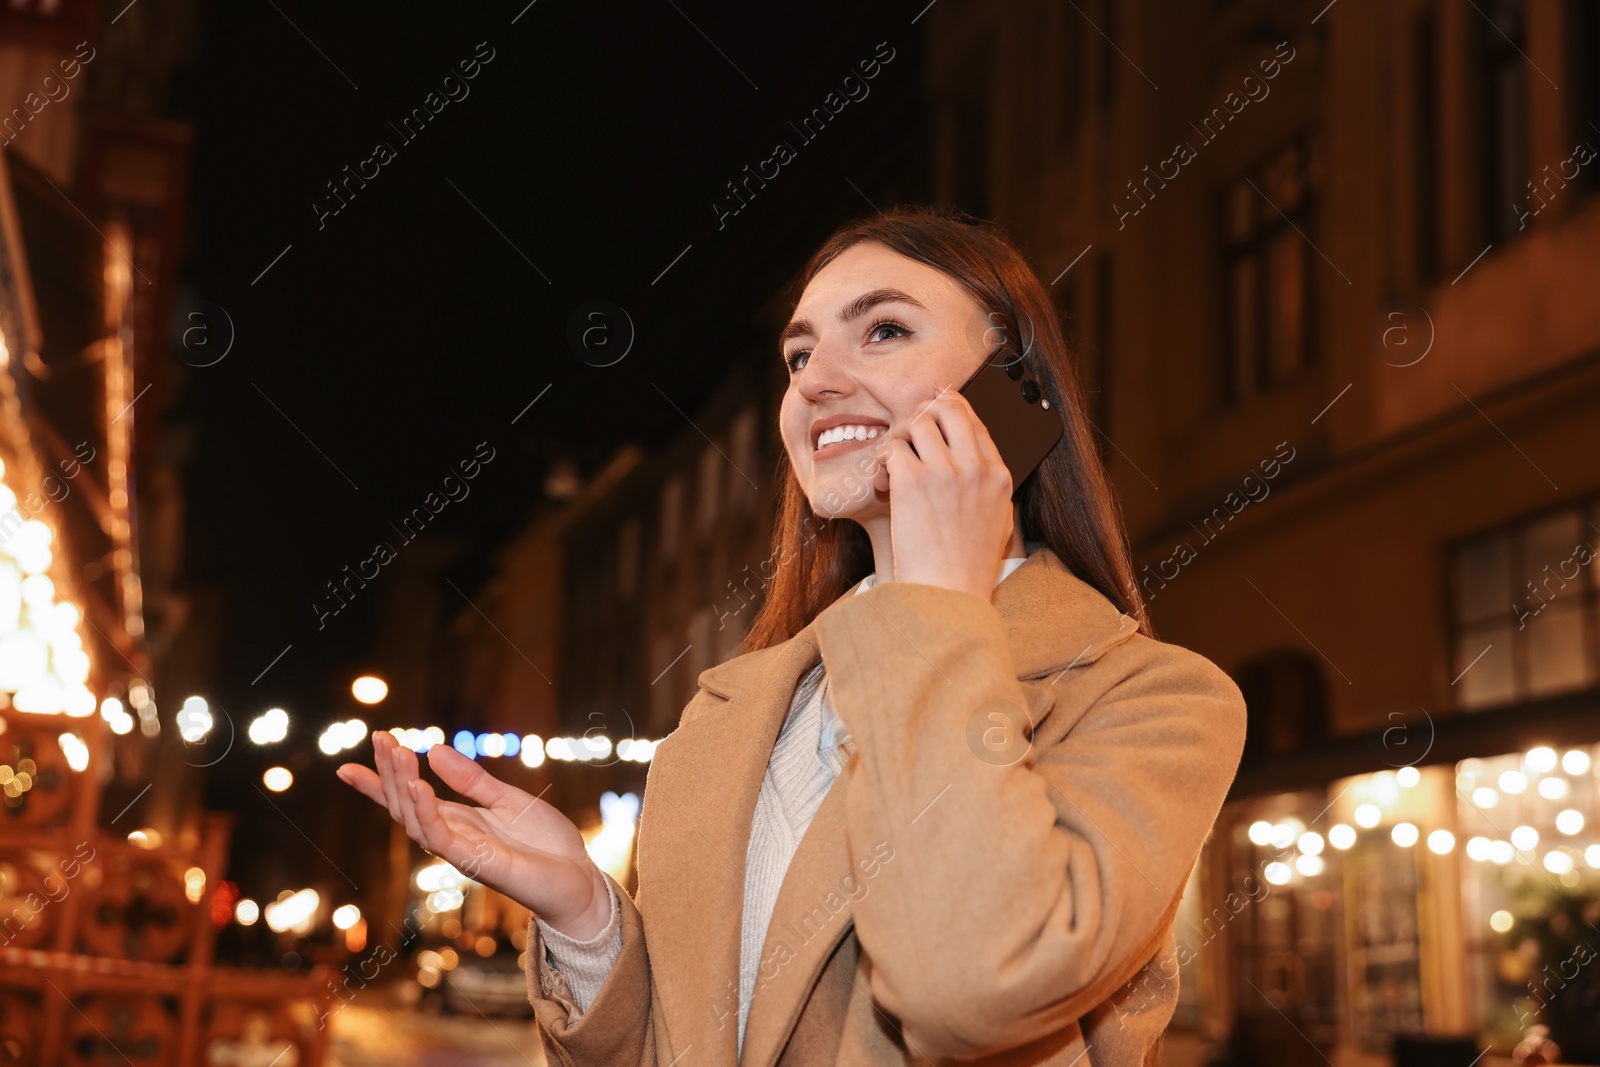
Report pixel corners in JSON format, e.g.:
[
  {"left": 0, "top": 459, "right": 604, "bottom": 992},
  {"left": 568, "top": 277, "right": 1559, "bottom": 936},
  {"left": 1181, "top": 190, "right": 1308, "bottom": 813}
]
[{"left": 1447, "top": 502, "right": 1599, "bottom": 710}]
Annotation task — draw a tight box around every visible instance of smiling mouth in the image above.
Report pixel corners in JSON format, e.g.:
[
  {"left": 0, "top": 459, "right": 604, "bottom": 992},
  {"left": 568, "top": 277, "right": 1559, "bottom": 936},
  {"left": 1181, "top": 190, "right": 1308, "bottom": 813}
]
[{"left": 814, "top": 425, "right": 887, "bottom": 456}]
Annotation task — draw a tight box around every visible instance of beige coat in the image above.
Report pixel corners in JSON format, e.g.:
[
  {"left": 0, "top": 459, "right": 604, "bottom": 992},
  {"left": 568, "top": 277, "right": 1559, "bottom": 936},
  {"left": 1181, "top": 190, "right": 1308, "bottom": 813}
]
[{"left": 524, "top": 546, "right": 1247, "bottom": 1065}]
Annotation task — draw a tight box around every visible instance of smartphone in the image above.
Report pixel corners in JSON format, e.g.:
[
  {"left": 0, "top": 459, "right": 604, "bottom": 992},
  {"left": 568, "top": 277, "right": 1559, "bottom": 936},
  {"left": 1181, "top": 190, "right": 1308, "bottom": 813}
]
[{"left": 957, "top": 350, "right": 1064, "bottom": 495}]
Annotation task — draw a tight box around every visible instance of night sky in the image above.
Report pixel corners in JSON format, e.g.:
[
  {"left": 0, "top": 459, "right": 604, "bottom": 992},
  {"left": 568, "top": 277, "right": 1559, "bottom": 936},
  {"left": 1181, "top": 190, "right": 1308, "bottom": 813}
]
[{"left": 177, "top": 1, "right": 931, "bottom": 740}]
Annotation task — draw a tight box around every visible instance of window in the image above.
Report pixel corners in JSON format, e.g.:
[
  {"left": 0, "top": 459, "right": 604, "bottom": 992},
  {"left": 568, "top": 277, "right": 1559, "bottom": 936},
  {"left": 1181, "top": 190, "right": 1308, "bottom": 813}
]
[
  {"left": 949, "top": 45, "right": 992, "bottom": 217},
  {"left": 658, "top": 476, "right": 683, "bottom": 560},
  {"left": 1568, "top": 0, "right": 1600, "bottom": 197},
  {"left": 1447, "top": 499, "right": 1600, "bottom": 710},
  {"left": 1220, "top": 132, "right": 1321, "bottom": 406},
  {"left": 617, "top": 517, "right": 640, "bottom": 599},
  {"left": 695, "top": 444, "right": 722, "bottom": 539},
  {"left": 649, "top": 631, "right": 682, "bottom": 731},
  {"left": 1415, "top": 12, "right": 1441, "bottom": 283},
  {"left": 1223, "top": 791, "right": 1342, "bottom": 1060},
  {"left": 1098, "top": 0, "right": 1117, "bottom": 112},
  {"left": 1236, "top": 650, "right": 1329, "bottom": 767},
  {"left": 728, "top": 404, "right": 758, "bottom": 515},
  {"left": 1058, "top": 8, "right": 1086, "bottom": 146},
  {"left": 1473, "top": 0, "right": 1529, "bottom": 245},
  {"left": 1342, "top": 826, "right": 1424, "bottom": 1037},
  {"left": 1455, "top": 746, "right": 1600, "bottom": 1048}
]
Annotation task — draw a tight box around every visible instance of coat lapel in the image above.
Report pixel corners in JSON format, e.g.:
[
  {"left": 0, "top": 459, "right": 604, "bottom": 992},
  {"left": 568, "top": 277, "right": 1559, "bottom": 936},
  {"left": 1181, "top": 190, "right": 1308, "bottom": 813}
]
[
  {"left": 653, "top": 547, "right": 1139, "bottom": 1066},
  {"left": 736, "top": 760, "right": 856, "bottom": 1067},
  {"left": 637, "top": 613, "right": 827, "bottom": 1066}
]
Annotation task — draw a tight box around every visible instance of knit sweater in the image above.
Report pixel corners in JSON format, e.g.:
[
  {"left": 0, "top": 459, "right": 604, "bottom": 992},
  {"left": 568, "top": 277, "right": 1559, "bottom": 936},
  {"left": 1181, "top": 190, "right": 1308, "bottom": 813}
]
[{"left": 536, "top": 555, "right": 1031, "bottom": 1057}]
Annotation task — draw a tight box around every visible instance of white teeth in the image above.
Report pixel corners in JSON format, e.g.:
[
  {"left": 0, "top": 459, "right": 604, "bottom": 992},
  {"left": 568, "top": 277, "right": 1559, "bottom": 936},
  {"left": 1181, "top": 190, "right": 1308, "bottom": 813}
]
[{"left": 816, "top": 424, "right": 883, "bottom": 450}]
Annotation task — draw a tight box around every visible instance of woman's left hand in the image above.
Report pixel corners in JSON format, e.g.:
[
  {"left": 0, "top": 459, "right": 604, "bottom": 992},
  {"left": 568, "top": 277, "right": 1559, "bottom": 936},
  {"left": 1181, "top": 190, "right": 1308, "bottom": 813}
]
[{"left": 871, "top": 384, "right": 1015, "bottom": 600}]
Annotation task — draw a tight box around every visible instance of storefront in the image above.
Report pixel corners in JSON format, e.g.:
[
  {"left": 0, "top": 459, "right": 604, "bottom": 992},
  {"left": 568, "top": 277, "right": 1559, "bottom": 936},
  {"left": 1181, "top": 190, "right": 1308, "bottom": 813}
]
[{"left": 1180, "top": 742, "right": 1600, "bottom": 1064}]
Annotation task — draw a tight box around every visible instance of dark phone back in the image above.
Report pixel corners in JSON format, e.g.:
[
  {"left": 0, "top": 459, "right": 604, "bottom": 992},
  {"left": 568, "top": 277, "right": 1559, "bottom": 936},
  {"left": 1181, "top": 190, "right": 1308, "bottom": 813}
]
[{"left": 958, "top": 356, "right": 1065, "bottom": 494}]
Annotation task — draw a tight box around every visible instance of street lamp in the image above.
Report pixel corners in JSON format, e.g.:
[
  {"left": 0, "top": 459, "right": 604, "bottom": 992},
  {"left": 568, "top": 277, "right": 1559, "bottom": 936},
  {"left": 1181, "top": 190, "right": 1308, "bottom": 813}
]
[{"left": 351, "top": 675, "right": 388, "bottom": 705}]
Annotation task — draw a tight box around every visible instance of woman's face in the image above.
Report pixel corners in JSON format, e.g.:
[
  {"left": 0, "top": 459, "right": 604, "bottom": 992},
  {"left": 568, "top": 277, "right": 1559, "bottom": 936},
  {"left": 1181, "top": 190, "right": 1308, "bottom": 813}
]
[{"left": 779, "top": 241, "right": 994, "bottom": 520}]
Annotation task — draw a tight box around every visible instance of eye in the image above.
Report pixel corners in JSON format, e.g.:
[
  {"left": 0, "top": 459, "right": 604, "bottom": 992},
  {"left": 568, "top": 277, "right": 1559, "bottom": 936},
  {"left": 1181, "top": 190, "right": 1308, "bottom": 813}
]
[
  {"left": 783, "top": 319, "right": 911, "bottom": 374},
  {"left": 867, "top": 319, "right": 910, "bottom": 344}
]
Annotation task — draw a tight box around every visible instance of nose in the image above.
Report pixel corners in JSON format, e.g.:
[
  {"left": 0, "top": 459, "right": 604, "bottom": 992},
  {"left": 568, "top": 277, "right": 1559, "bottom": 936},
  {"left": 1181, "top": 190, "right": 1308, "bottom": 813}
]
[{"left": 794, "top": 338, "right": 856, "bottom": 402}]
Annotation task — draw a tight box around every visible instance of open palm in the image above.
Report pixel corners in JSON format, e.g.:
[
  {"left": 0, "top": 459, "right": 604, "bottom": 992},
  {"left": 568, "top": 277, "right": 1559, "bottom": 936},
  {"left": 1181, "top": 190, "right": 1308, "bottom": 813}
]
[{"left": 337, "top": 731, "right": 612, "bottom": 939}]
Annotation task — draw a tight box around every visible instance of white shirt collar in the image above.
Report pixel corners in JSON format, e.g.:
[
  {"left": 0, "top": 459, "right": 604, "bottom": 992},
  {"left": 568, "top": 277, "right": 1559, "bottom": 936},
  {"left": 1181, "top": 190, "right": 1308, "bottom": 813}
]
[{"left": 853, "top": 554, "right": 1030, "bottom": 597}]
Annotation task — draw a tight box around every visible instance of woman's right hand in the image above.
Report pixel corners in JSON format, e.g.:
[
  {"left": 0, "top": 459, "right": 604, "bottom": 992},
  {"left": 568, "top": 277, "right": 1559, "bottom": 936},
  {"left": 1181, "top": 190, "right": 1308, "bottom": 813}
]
[{"left": 337, "top": 731, "right": 613, "bottom": 941}]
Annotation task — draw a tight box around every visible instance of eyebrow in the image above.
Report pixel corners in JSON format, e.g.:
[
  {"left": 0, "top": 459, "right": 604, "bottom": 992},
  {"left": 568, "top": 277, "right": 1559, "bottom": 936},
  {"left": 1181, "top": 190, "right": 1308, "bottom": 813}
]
[{"left": 780, "top": 287, "right": 928, "bottom": 349}]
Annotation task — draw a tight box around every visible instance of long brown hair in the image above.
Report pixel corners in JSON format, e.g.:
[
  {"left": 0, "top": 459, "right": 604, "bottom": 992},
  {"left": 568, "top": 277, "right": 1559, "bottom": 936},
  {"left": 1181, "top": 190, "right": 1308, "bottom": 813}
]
[{"left": 739, "top": 204, "right": 1151, "bottom": 654}]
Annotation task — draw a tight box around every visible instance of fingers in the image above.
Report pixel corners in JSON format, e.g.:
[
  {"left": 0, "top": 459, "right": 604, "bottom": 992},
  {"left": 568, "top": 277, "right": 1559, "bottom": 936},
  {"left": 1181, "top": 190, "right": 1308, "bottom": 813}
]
[
  {"left": 409, "top": 779, "right": 484, "bottom": 874},
  {"left": 914, "top": 389, "right": 1010, "bottom": 488},
  {"left": 391, "top": 743, "right": 428, "bottom": 844},
  {"left": 414, "top": 783, "right": 505, "bottom": 888},
  {"left": 941, "top": 385, "right": 1006, "bottom": 469},
  {"left": 919, "top": 388, "right": 986, "bottom": 472},
  {"left": 410, "top": 777, "right": 447, "bottom": 839},
  {"left": 336, "top": 763, "right": 387, "bottom": 807},
  {"left": 370, "top": 731, "right": 404, "bottom": 823},
  {"left": 344, "top": 736, "right": 485, "bottom": 865},
  {"left": 408, "top": 779, "right": 445, "bottom": 858},
  {"left": 902, "top": 393, "right": 961, "bottom": 477},
  {"left": 425, "top": 742, "right": 522, "bottom": 813}
]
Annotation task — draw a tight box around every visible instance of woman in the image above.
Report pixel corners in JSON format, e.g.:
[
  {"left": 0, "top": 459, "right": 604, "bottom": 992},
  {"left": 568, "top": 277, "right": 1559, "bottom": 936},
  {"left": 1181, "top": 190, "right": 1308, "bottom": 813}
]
[{"left": 337, "top": 205, "right": 1248, "bottom": 1066}]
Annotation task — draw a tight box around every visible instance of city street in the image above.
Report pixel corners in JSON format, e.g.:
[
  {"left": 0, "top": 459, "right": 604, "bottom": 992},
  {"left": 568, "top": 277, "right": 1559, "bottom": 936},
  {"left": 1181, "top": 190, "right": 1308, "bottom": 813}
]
[
  {"left": 3, "top": 1, "right": 1599, "bottom": 1064},
  {"left": 327, "top": 982, "right": 547, "bottom": 1067}
]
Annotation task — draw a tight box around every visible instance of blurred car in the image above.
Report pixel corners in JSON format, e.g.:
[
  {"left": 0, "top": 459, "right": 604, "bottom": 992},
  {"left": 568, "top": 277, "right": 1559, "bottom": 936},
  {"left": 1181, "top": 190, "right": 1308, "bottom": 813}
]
[{"left": 439, "top": 949, "right": 536, "bottom": 1018}]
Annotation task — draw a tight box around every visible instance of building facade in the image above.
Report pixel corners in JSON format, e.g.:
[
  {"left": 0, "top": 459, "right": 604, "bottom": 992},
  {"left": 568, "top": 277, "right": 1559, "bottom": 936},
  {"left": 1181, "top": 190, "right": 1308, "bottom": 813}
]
[{"left": 924, "top": 0, "right": 1600, "bottom": 1063}]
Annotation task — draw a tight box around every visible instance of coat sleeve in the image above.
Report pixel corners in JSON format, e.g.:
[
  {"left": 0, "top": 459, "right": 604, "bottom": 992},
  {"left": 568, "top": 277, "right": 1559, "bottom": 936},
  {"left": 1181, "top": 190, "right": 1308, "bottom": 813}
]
[
  {"left": 812, "top": 579, "right": 1247, "bottom": 1061},
  {"left": 525, "top": 870, "right": 657, "bottom": 1067},
  {"left": 537, "top": 878, "right": 625, "bottom": 1011}
]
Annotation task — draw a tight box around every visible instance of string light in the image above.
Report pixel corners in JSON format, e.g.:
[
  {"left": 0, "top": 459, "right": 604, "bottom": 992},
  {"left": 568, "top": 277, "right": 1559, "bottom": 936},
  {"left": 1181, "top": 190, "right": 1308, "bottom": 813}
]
[
  {"left": 249, "top": 708, "right": 290, "bottom": 744},
  {"left": 319, "top": 719, "right": 367, "bottom": 755},
  {"left": 57, "top": 732, "right": 89, "bottom": 771},
  {"left": 178, "top": 696, "right": 213, "bottom": 742},
  {"left": 1538, "top": 777, "right": 1569, "bottom": 800},
  {"left": 1525, "top": 746, "right": 1558, "bottom": 773},
  {"left": 264, "top": 888, "right": 320, "bottom": 934},
  {"left": 0, "top": 501, "right": 96, "bottom": 716}
]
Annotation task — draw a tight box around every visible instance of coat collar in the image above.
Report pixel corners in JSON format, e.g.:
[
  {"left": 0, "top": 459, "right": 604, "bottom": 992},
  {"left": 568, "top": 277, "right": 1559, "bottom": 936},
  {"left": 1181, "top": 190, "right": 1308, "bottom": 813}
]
[
  {"left": 642, "top": 545, "right": 1139, "bottom": 1067},
  {"left": 696, "top": 544, "right": 1140, "bottom": 702}
]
